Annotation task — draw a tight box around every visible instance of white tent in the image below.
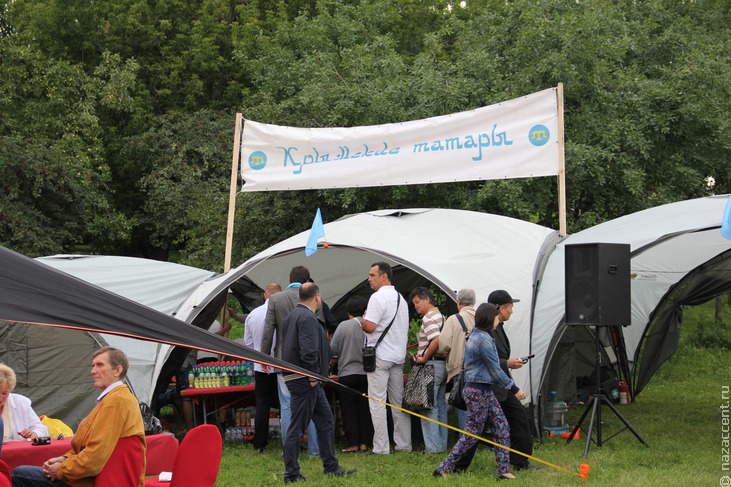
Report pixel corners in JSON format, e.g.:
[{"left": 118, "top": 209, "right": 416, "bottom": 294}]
[
  {"left": 0, "top": 255, "right": 215, "bottom": 427},
  {"left": 175, "top": 208, "right": 559, "bottom": 402},
  {"left": 532, "top": 195, "right": 731, "bottom": 408}
]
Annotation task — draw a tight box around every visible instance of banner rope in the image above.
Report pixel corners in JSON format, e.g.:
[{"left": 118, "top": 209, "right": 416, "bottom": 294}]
[{"left": 363, "top": 394, "right": 587, "bottom": 479}]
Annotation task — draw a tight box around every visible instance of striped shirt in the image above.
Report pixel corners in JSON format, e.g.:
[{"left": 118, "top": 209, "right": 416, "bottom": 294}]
[{"left": 417, "top": 307, "right": 444, "bottom": 356}]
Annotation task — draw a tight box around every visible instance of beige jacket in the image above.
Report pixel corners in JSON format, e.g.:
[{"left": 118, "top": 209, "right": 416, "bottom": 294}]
[{"left": 437, "top": 306, "right": 476, "bottom": 382}]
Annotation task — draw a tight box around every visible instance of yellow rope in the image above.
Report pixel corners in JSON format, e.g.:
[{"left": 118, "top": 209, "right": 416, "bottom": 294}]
[{"left": 364, "top": 394, "right": 584, "bottom": 478}]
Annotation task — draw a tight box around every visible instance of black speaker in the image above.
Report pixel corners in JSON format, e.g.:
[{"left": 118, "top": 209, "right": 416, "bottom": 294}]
[{"left": 565, "top": 243, "right": 631, "bottom": 327}]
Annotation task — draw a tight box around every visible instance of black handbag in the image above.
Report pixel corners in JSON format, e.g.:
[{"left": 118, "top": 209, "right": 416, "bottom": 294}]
[
  {"left": 447, "top": 314, "right": 469, "bottom": 411},
  {"left": 447, "top": 371, "right": 466, "bottom": 410},
  {"left": 362, "top": 345, "right": 377, "bottom": 372}
]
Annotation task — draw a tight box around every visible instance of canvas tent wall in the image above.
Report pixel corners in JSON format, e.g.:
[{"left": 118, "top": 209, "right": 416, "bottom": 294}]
[
  {"left": 0, "top": 255, "right": 216, "bottom": 428},
  {"left": 532, "top": 195, "right": 731, "bottom": 410},
  {"left": 0, "top": 247, "right": 332, "bottom": 429},
  {"left": 171, "top": 208, "right": 559, "bottom": 403}
]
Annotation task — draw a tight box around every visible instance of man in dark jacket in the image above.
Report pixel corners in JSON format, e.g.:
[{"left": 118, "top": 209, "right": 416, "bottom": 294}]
[
  {"left": 261, "top": 265, "right": 320, "bottom": 455},
  {"left": 280, "top": 283, "right": 356, "bottom": 483}
]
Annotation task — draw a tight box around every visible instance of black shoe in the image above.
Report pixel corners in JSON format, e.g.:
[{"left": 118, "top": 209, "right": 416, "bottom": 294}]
[
  {"left": 433, "top": 467, "right": 448, "bottom": 478},
  {"left": 326, "top": 467, "right": 358, "bottom": 477},
  {"left": 514, "top": 462, "right": 542, "bottom": 471},
  {"left": 284, "top": 475, "right": 306, "bottom": 483}
]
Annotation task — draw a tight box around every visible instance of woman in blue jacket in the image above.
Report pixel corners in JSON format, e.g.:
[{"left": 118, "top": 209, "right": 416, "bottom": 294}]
[{"left": 434, "top": 303, "right": 526, "bottom": 480}]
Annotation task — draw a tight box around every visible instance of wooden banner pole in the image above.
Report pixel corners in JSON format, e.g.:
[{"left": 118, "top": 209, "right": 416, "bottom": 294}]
[
  {"left": 224, "top": 113, "right": 242, "bottom": 274},
  {"left": 557, "top": 83, "right": 567, "bottom": 237},
  {"left": 219, "top": 113, "right": 242, "bottom": 341}
]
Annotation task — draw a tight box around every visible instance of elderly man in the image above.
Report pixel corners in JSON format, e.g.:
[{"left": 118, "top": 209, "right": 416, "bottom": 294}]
[
  {"left": 437, "top": 288, "right": 476, "bottom": 431},
  {"left": 280, "top": 283, "right": 356, "bottom": 483},
  {"left": 12, "top": 347, "right": 146, "bottom": 487},
  {"left": 361, "top": 262, "right": 411, "bottom": 455}
]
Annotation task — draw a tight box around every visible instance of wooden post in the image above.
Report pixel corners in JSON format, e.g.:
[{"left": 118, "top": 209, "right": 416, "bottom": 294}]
[
  {"left": 224, "top": 114, "right": 242, "bottom": 274},
  {"left": 557, "top": 83, "right": 567, "bottom": 237},
  {"left": 220, "top": 114, "right": 242, "bottom": 341}
]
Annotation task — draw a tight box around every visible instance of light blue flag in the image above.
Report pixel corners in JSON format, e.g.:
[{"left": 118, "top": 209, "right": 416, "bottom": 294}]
[
  {"left": 305, "top": 208, "right": 325, "bottom": 256},
  {"left": 722, "top": 195, "right": 731, "bottom": 240}
]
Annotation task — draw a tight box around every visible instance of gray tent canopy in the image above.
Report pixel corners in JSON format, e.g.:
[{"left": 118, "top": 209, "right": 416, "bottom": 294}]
[
  {"left": 0, "top": 247, "right": 338, "bottom": 427},
  {"left": 635, "top": 247, "right": 731, "bottom": 394},
  {"left": 173, "top": 208, "right": 558, "bottom": 403},
  {"left": 0, "top": 255, "right": 216, "bottom": 427},
  {"left": 532, "top": 195, "right": 731, "bottom": 411}
]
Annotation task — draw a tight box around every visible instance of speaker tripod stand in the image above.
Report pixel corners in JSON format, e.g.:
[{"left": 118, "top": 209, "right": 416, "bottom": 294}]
[{"left": 566, "top": 327, "right": 650, "bottom": 457}]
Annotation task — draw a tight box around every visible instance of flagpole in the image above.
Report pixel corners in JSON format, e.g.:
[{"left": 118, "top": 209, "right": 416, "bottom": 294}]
[{"left": 557, "top": 83, "right": 567, "bottom": 237}]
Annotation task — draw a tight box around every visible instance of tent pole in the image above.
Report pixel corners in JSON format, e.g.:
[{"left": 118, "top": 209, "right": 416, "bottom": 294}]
[
  {"left": 557, "top": 83, "right": 567, "bottom": 237},
  {"left": 224, "top": 113, "right": 243, "bottom": 274}
]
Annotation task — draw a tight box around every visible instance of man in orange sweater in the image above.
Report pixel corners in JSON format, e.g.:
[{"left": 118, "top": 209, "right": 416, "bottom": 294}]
[{"left": 12, "top": 347, "right": 146, "bottom": 487}]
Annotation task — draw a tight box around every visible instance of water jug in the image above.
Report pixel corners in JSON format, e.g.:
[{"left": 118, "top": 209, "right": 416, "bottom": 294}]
[{"left": 544, "top": 390, "right": 570, "bottom": 434}]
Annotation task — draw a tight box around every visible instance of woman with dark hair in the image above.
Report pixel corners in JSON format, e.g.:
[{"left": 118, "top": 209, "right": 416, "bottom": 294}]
[
  {"left": 330, "top": 296, "right": 373, "bottom": 453},
  {"left": 433, "top": 303, "right": 526, "bottom": 480}
]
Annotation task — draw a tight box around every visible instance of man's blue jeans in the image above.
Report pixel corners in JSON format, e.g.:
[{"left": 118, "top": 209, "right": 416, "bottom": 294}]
[
  {"left": 420, "top": 360, "right": 448, "bottom": 453},
  {"left": 277, "top": 374, "right": 319, "bottom": 455},
  {"left": 283, "top": 379, "right": 339, "bottom": 481},
  {"left": 11, "top": 466, "right": 70, "bottom": 487}
]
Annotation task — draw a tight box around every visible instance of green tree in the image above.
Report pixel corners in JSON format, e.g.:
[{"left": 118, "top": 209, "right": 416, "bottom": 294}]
[
  {"left": 1, "top": 0, "right": 729, "bottom": 263},
  {"left": 0, "top": 41, "right": 135, "bottom": 256}
]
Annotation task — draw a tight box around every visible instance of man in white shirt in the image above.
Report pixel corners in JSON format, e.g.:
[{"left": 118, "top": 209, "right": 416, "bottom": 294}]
[
  {"left": 361, "top": 262, "right": 411, "bottom": 455},
  {"left": 240, "top": 282, "right": 282, "bottom": 453}
]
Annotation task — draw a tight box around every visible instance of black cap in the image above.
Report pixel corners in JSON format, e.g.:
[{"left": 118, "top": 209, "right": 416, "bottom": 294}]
[{"left": 488, "top": 290, "right": 520, "bottom": 306}]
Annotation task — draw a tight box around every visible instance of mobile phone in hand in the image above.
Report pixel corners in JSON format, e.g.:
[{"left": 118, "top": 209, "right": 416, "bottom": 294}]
[{"left": 521, "top": 354, "right": 535, "bottom": 363}]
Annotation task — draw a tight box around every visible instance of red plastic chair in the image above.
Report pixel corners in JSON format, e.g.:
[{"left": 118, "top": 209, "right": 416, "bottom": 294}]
[
  {"left": 0, "top": 459, "right": 11, "bottom": 487},
  {"left": 145, "top": 424, "right": 222, "bottom": 487},
  {"left": 95, "top": 436, "right": 145, "bottom": 487}
]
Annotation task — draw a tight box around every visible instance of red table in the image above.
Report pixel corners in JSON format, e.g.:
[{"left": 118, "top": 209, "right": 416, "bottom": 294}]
[
  {"left": 1, "top": 434, "right": 178, "bottom": 476},
  {"left": 180, "top": 385, "right": 256, "bottom": 426},
  {"left": 180, "top": 377, "right": 342, "bottom": 427}
]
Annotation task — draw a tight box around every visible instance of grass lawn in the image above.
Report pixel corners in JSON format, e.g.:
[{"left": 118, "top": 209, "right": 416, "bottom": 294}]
[{"left": 213, "top": 303, "right": 730, "bottom": 486}]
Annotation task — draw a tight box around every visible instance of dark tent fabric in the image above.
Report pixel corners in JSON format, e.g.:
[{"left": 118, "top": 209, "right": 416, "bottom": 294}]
[
  {"left": 634, "top": 249, "right": 731, "bottom": 394},
  {"left": 0, "top": 324, "right": 100, "bottom": 428},
  {"left": 0, "top": 246, "right": 333, "bottom": 386}
]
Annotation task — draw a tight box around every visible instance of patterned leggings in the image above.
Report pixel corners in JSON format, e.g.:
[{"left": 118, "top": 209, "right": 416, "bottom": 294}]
[{"left": 438, "top": 386, "right": 510, "bottom": 475}]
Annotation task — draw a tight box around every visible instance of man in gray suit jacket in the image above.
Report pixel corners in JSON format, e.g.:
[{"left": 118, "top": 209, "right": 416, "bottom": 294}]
[{"left": 261, "top": 265, "right": 323, "bottom": 455}]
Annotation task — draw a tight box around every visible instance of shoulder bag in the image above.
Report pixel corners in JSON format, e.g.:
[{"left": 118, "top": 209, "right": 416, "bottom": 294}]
[
  {"left": 362, "top": 296, "right": 400, "bottom": 372},
  {"left": 447, "top": 314, "right": 469, "bottom": 411}
]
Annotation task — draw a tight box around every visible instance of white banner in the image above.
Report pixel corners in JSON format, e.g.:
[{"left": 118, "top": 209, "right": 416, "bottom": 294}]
[{"left": 240, "top": 87, "right": 560, "bottom": 192}]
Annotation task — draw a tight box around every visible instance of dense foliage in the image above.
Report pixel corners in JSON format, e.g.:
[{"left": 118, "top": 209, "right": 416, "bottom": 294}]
[{"left": 1, "top": 0, "right": 729, "bottom": 269}]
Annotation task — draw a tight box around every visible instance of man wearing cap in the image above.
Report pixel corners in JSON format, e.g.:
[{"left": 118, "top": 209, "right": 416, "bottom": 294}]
[
  {"left": 490, "top": 290, "right": 535, "bottom": 470},
  {"left": 453, "top": 290, "right": 536, "bottom": 472}
]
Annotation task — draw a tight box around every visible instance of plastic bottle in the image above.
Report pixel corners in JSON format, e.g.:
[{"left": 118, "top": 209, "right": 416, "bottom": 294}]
[
  {"left": 544, "top": 390, "right": 569, "bottom": 434},
  {"left": 618, "top": 381, "right": 629, "bottom": 405},
  {"left": 187, "top": 365, "right": 195, "bottom": 389},
  {"left": 246, "top": 361, "right": 254, "bottom": 384}
]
